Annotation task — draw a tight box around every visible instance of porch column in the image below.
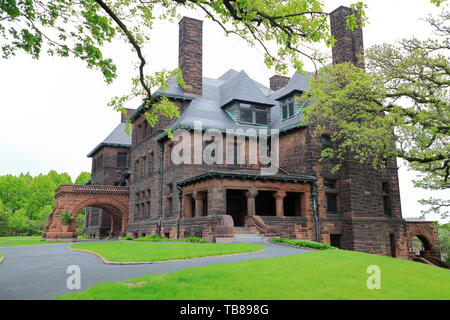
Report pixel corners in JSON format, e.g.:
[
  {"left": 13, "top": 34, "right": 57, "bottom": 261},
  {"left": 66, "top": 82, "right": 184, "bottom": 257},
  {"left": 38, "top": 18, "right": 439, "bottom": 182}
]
[
  {"left": 246, "top": 190, "right": 258, "bottom": 216},
  {"left": 183, "top": 194, "right": 193, "bottom": 218},
  {"left": 192, "top": 192, "right": 205, "bottom": 217},
  {"left": 274, "top": 191, "right": 286, "bottom": 217}
]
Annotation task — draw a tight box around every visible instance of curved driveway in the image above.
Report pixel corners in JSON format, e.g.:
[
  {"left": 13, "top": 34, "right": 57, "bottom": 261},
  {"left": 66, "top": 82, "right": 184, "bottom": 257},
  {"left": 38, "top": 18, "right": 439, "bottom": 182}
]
[{"left": 0, "top": 240, "right": 310, "bottom": 300}]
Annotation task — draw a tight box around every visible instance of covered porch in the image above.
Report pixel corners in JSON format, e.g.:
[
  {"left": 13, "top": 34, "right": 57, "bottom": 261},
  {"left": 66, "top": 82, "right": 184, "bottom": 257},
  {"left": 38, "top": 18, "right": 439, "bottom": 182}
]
[{"left": 176, "top": 170, "right": 315, "bottom": 228}]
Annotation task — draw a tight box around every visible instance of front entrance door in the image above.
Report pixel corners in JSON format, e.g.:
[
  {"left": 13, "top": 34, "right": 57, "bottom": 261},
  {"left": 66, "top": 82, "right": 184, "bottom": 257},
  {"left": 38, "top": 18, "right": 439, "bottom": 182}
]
[{"left": 226, "top": 189, "right": 247, "bottom": 226}]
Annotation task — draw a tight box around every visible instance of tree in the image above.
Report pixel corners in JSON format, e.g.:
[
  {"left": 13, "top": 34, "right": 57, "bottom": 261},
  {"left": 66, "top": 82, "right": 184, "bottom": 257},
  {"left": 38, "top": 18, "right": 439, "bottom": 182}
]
[
  {"left": 435, "top": 222, "right": 450, "bottom": 264},
  {"left": 74, "top": 172, "right": 91, "bottom": 185},
  {"left": 301, "top": 8, "right": 450, "bottom": 219},
  {"left": 7, "top": 208, "right": 28, "bottom": 235},
  {"left": 0, "top": 0, "right": 369, "bottom": 133}
]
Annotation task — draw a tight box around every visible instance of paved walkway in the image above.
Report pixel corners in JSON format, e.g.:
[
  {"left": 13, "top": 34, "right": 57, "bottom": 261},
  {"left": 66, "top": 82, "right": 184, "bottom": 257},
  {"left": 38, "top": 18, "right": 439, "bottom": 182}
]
[{"left": 0, "top": 240, "right": 310, "bottom": 300}]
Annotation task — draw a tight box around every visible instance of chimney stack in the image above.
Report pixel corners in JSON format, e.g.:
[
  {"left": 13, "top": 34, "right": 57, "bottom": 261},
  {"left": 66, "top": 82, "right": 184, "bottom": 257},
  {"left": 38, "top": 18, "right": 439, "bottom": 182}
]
[
  {"left": 121, "top": 108, "right": 135, "bottom": 123},
  {"left": 269, "top": 75, "right": 290, "bottom": 91},
  {"left": 330, "top": 6, "right": 364, "bottom": 68},
  {"left": 178, "top": 17, "right": 203, "bottom": 96}
]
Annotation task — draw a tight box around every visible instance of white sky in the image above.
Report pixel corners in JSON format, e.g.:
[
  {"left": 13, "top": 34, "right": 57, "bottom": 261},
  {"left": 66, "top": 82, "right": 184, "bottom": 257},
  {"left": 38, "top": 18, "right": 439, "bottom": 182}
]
[{"left": 0, "top": 0, "right": 448, "bottom": 223}]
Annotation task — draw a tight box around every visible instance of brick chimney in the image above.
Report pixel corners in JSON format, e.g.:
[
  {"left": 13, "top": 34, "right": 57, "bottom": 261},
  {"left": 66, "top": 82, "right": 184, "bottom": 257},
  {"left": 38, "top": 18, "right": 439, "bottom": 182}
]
[
  {"left": 269, "top": 75, "right": 290, "bottom": 91},
  {"left": 330, "top": 6, "right": 364, "bottom": 68},
  {"left": 178, "top": 17, "right": 203, "bottom": 96},
  {"left": 121, "top": 108, "right": 135, "bottom": 123}
]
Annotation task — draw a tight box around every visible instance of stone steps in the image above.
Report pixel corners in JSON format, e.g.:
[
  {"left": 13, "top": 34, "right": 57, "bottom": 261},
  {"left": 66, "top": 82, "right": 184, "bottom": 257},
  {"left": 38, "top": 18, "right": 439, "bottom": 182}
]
[{"left": 233, "top": 232, "right": 268, "bottom": 244}]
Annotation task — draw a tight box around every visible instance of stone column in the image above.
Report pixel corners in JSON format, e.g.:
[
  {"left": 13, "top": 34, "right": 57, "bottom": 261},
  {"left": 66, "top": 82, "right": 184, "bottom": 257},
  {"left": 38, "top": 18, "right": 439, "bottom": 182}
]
[
  {"left": 274, "top": 191, "right": 286, "bottom": 217},
  {"left": 246, "top": 190, "right": 259, "bottom": 216},
  {"left": 192, "top": 192, "right": 205, "bottom": 217},
  {"left": 183, "top": 194, "right": 193, "bottom": 218}
]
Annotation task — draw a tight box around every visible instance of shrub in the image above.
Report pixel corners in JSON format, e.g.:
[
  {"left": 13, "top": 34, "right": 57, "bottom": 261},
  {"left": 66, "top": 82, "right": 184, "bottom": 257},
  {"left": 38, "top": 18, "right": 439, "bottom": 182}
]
[
  {"left": 272, "top": 238, "right": 338, "bottom": 250},
  {"left": 182, "top": 237, "right": 205, "bottom": 243},
  {"left": 120, "top": 235, "right": 132, "bottom": 241},
  {"left": 60, "top": 211, "right": 74, "bottom": 226},
  {"left": 78, "top": 235, "right": 89, "bottom": 239},
  {"left": 135, "top": 234, "right": 164, "bottom": 242}
]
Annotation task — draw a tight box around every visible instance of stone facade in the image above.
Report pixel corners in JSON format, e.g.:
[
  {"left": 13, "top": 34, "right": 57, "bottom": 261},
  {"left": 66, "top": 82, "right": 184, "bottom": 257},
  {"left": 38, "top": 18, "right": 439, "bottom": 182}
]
[{"left": 43, "top": 6, "right": 442, "bottom": 266}]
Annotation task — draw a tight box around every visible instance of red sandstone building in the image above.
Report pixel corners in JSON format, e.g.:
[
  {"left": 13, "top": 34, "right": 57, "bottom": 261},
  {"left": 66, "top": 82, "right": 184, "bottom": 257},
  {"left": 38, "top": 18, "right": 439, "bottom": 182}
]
[{"left": 43, "top": 6, "right": 442, "bottom": 265}]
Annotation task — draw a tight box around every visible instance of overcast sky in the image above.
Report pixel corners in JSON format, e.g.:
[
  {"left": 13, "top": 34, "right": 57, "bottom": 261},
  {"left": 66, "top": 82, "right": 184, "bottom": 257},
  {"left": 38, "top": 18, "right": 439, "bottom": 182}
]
[{"left": 0, "top": 0, "right": 448, "bottom": 222}]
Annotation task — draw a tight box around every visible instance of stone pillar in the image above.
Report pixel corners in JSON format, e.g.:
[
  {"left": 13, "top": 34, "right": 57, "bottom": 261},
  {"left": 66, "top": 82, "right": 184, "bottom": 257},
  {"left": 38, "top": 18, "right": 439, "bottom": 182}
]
[
  {"left": 183, "top": 194, "right": 193, "bottom": 218},
  {"left": 193, "top": 192, "right": 205, "bottom": 217},
  {"left": 246, "top": 190, "right": 259, "bottom": 216},
  {"left": 208, "top": 188, "right": 226, "bottom": 216},
  {"left": 274, "top": 192, "right": 286, "bottom": 217}
]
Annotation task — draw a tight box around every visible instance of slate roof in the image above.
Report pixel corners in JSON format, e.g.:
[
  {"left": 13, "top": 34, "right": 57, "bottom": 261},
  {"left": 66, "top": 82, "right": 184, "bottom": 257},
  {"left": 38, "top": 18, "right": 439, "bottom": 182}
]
[
  {"left": 146, "top": 68, "right": 313, "bottom": 140},
  {"left": 87, "top": 122, "right": 132, "bottom": 157},
  {"left": 270, "top": 70, "right": 313, "bottom": 101},
  {"left": 219, "top": 70, "right": 275, "bottom": 107}
]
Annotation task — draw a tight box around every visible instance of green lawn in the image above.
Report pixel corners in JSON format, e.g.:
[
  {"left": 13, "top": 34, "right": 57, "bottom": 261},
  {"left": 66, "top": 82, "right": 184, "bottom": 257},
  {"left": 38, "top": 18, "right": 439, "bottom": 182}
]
[
  {"left": 57, "top": 249, "right": 450, "bottom": 300},
  {"left": 0, "top": 236, "right": 41, "bottom": 240},
  {"left": 0, "top": 236, "right": 61, "bottom": 247},
  {"left": 70, "top": 241, "right": 264, "bottom": 262}
]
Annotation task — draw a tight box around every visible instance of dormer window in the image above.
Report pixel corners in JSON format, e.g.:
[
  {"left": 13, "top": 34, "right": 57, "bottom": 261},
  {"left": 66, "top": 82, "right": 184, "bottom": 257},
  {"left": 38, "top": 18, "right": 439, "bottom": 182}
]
[
  {"left": 238, "top": 103, "right": 269, "bottom": 125},
  {"left": 280, "top": 92, "right": 302, "bottom": 121}
]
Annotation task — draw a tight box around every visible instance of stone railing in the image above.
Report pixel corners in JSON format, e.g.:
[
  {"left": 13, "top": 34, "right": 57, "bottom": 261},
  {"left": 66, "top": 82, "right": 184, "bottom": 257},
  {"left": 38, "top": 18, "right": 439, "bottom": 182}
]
[{"left": 55, "top": 184, "right": 129, "bottom": 195}]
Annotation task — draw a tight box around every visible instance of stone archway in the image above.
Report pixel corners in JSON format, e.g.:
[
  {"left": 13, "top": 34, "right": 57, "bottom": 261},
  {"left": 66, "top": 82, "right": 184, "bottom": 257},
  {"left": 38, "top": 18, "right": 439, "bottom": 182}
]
[
  {"left": 406, "top": 221, "right": 440, "bottom": 261},
  {"left": 43, "top": 185, "right": 129, "bottom": 242}
]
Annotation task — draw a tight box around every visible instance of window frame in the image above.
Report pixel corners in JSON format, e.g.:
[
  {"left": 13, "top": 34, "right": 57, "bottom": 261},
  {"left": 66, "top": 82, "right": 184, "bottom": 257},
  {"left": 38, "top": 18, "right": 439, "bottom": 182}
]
[{"left": 237, "top": 102, "right": 269, "bottom": 126}]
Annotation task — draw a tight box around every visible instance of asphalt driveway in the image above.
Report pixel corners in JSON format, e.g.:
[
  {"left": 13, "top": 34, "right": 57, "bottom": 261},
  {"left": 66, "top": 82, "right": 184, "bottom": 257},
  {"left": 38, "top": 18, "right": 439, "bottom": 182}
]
[{"left": 0, "top": 240, "right": 310, "bottom": 300}]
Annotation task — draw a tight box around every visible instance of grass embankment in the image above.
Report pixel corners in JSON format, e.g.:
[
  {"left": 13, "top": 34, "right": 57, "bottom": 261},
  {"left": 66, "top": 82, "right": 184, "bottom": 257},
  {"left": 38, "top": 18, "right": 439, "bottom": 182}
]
[
  {"left": 70, "top": 241, "right": 264, "bottom": 262},
  {"left": 0, "top": 236, "right": 61, "bottom": 247},
  {"left": 57, "top": 249, "right": 450, "bottom": 300}
]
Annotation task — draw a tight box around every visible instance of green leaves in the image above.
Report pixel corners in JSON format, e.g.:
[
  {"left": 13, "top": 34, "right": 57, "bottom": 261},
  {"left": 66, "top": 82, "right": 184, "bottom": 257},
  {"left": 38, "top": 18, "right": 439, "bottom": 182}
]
[{"left": 303, "top": 10, "right": 449, "bottom": 219}]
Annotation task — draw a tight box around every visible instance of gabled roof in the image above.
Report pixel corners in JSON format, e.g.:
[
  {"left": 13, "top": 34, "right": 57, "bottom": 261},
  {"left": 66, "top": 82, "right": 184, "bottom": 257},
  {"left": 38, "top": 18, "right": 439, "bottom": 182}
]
[
  {"left": 219, "top": 70, "right": 275, "bottom": 107},
  {"left": 87, "top": 122, "right": 132, "bottom": 157}
]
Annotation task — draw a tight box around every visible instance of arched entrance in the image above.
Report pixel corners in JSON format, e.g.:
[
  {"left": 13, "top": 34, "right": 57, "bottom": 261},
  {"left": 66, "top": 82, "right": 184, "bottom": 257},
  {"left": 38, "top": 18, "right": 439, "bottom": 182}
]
[
  {"left": 42, "top": 185, "right": 129, "bottom": 242},
  {"left": 406, "top": 221, "right": 441, "bottom": 263}
]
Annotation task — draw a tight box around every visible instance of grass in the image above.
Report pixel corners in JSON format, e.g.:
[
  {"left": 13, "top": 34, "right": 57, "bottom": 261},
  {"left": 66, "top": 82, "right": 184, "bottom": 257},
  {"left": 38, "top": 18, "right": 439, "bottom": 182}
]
[
  {"left": 0, "top": 236, "right": 41, "bottom": 240},
  {"left": 134, "top": 235, "right": 207, "bottom": 243},
  {"left": 70, "top": 241, "right": 264, "bottom": 262},
  {"left": 57, "top": 249, "right": 450, "bottom": 300},
  {"left": 0, "top": 236, "right": 62, "bottom": 247}
]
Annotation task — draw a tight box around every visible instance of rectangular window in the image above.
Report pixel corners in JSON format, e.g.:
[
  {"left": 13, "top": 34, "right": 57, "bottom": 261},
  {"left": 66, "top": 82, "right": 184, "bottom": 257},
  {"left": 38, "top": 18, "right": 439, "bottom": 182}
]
[
  {"left": 325, "top": 179, "right": 338, "bottom": 215},
  {"left": 240, "top": 108, "right": 253, "bottom": 123},
  {"left": 326, "top": 193, "right": 337, "bottom": 214},
  {"left": 117, "top": 153, "right": 127, "bottom": 167},
  {"left": 282, "top": 105, "right": 288, "bottom": 119},
  {"left": 255, "top": 111, "right": 268, "bottom": 125},
  {"left": 238, "top": 103, "right": 268, "bottom": 125},
  {"left": 280, "top": 94, "right": 301, "bottom": 121}
]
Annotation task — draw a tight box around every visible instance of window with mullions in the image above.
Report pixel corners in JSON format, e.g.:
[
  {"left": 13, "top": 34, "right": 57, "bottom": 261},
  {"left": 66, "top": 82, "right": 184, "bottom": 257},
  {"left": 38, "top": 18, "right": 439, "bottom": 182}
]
[
  {"left": 238, "top": 103, "right": 269, "bottom": 125},
  {"left": 280, "top": 93, "right": 302, "bottom": 121}
]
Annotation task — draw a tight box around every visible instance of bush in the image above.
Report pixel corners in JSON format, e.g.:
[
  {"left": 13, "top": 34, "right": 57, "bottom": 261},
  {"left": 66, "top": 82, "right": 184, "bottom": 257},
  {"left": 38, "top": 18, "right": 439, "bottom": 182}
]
[
  {"left": 60, "top": 211, "right": 74, "bottom": 226},
  {"left": 120, "top": 235, "right": 133, "bottom": 241},
  {"left": 78, "top": 235, "right": 89, "bottom": 239},
  {"left": 182, "top": 237, "right": 205, "bottom": 243},
  {"left": 272, "top": 238, "right": 338, "bottom": 250}
]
